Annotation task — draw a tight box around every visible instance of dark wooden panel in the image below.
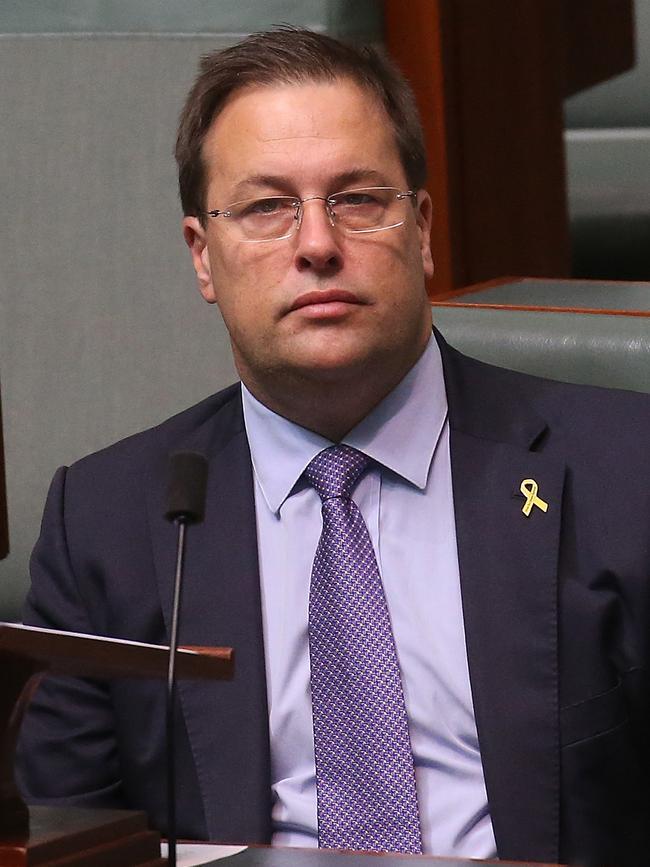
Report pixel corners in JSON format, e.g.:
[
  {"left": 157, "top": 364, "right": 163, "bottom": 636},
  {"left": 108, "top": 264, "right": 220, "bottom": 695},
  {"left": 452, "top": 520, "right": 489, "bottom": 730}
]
[
  {"left": 385, "top": 0, "right": 463, "bottom": 292},
  {"left": 0, "top": 806, "right": 164, "bottom": 866},
  {"left": 563, "top": 0, "right": 635, "bottom": 96},
  {"left": 384, "top": 0, "right": 634, "bottom": 295},
  {"left": 385, "top": 0, "right": 571, "bottom": 294}
]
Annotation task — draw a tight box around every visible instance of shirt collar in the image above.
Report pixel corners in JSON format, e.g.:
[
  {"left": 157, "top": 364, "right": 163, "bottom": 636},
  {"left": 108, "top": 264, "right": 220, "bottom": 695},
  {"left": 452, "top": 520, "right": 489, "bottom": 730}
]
[{"left": 241, "top": 335, "right": 448, "bottom": 514}]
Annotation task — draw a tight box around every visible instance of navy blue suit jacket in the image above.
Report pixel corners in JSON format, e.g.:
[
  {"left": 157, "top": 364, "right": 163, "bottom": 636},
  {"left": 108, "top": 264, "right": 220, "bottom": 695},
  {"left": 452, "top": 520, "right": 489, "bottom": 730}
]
[{"left": 17, "top": 334, "right": 650, "bottom": 865}]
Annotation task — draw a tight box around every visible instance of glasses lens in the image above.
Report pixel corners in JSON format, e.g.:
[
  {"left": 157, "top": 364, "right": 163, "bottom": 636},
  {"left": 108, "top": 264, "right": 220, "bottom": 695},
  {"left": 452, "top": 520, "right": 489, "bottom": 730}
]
[
  {"left": 216, "top": 188, "right": 411, "bottom": 240},
  {"left": 229, "top": 196, "right": 298, "bottom": 240},
  {"left": 329, "top": 188, "right": 404, "bottom": 232}
]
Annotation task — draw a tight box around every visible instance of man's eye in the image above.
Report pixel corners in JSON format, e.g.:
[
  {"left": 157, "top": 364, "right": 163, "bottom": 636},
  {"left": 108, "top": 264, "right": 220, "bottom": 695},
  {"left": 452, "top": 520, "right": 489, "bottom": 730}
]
[
  {"left": 336, "top": 193, "right": 376, "bottom": 206},
  {"left": 245, "top": 198, "right": 290, "bottom": 216}
]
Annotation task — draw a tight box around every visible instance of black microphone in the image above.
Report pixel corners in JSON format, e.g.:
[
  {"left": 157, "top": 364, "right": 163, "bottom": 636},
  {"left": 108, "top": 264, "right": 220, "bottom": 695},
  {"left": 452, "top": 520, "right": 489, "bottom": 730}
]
[
  {"left": 165, "top": 451, "right": 208, "bottom": 524},
  {"left": 164, "top": 451, "right": 208, "bottom": 867}
]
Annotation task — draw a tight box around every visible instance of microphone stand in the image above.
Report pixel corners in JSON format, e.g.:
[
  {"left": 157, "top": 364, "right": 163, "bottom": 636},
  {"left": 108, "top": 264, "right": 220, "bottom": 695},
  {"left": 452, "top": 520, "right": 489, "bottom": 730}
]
[
  {"left": 166, "top": 518, "right": 187, "bottom": 867},
  {"left": 164, "top": 451, "right": 208, "bottom": 867}
]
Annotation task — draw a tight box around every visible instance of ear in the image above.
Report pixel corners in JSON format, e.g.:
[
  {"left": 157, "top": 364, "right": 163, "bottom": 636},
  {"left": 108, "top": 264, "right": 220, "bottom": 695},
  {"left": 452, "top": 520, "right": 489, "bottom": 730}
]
[
  {"left": 415, "top": 190, "right": 434, "bottom": 279},
  {"left": 182, "top": 216, "right": 218, "bottom": 304}
]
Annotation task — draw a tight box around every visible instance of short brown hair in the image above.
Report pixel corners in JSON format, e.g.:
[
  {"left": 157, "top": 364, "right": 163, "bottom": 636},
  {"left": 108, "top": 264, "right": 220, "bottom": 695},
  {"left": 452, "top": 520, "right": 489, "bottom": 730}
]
[{"left": 175, "top": 27, "right": 426, "bottom": 222}]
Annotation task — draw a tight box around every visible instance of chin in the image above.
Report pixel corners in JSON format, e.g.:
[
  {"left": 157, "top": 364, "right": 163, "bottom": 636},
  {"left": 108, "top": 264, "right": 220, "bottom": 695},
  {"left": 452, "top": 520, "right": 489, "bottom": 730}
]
[{"left": 293, "top": 348, "right": 384, "bottom": 383}]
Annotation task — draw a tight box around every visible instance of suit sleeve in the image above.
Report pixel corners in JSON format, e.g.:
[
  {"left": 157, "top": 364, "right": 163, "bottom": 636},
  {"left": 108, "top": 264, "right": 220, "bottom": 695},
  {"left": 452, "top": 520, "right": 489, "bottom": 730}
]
[{"left": 15, "top": 466, "right": 126, "bottom": 808}]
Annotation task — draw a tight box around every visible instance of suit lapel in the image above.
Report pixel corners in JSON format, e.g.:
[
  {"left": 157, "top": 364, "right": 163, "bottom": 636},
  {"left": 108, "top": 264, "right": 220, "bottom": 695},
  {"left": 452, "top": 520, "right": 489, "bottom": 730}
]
[
  {"left": 439, "top": 333, "right": 564, "bottom": 863},
  {"left": 146, "top": 392, "right": 271, "bottom": 842}
]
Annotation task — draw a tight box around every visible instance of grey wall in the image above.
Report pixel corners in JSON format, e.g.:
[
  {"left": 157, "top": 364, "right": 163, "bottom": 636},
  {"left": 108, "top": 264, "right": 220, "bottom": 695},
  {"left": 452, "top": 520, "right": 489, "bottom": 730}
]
[
  {"left": 0, "top": 37, "right": 230, "bottom": 618},
  {"left": 0, "top": 3, "right": 382, "bottom": 619},
  {"left": 0, "top": 1, "right": 382, "bottom": 38}
]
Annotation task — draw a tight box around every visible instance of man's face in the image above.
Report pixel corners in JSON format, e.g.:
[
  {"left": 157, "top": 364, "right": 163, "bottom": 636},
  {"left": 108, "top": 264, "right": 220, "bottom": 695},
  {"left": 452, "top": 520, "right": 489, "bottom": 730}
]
[{"left": 183, "top": 79, "right": 434, "bottom": 392}]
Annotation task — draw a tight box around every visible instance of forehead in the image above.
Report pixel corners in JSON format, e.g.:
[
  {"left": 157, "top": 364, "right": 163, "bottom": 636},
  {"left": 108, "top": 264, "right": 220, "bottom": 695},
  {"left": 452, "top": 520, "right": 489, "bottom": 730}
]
[{"left": 201, "top": 79, "right": 405, "bottom": 194}]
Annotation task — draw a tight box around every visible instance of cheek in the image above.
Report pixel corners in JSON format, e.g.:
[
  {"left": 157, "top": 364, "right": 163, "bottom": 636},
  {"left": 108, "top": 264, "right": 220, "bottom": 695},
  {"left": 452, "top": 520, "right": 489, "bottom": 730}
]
[
  {"left": 214, "top": 240, "right": 288, "bottom": 288},
  {"left": 357, "top": 234, "right": 421, "bottom": 297},
  {"left": 216, "top": 284, "right": 260, "bottom": 336},
  {"left": 347, "top": 233, "right": 405, "bottom": 276},
  {"left": 208, "top": 244, "right": 269, "bottom": 313},
  {"left": 213, "top": 272, "right": 283, "bottom": 345}
]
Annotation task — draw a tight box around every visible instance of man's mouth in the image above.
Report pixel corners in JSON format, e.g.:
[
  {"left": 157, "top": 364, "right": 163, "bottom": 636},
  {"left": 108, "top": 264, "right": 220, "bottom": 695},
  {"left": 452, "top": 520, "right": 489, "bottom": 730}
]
[{"left": 289, "top": 289, "right": 363, "bottom": 315}]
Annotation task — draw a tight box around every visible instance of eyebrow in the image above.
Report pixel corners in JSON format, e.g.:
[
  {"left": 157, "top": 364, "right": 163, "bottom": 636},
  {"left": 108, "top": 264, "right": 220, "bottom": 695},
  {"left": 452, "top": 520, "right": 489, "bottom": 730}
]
[{"left": 230, "top": 168, "right": 388, "bottom": 199}]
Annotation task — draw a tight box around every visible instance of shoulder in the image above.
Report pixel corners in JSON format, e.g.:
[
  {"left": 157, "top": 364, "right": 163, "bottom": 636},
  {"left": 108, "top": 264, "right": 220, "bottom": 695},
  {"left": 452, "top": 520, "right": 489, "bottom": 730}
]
[
  {"left": 442, "top": 337, "right": 650, "bottom": 471},
  {"left": 62, "top": 383, "right": 244, "bottom": 493},
  {"left": 443, "top": 335, "right": 650, "bottom": 424}
]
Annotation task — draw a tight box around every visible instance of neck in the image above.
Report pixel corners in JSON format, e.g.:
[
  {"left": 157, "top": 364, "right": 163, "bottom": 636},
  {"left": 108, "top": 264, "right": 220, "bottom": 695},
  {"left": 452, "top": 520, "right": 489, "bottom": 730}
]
[{"left": 240, "top": 343, "right": 429, "bottom": 442}]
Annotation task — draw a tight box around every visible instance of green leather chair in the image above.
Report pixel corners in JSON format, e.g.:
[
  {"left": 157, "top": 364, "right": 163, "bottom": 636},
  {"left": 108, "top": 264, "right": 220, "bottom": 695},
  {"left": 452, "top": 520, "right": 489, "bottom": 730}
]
[{"left": 432, "top": 278, "right": 650, "bottom": 394}]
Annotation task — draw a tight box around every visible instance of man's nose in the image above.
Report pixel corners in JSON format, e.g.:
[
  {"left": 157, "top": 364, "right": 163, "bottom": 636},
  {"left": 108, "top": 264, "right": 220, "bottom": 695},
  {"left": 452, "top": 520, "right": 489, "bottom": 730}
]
[{"left": 293, "top": 197, "right": 343, "bottom": 273}]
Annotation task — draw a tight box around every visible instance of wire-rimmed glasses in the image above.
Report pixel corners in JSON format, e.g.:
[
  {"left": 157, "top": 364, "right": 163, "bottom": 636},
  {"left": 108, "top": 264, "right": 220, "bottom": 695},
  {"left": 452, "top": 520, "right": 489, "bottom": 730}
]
[{"left": 206, "top": 187, "right": 416, "bottom": 242}]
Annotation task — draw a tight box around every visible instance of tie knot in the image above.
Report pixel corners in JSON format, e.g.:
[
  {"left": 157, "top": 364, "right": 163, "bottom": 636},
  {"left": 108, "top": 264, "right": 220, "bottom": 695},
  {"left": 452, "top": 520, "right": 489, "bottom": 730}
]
[{"left": 305, "top": 445, "right": 369, "bottom": 502}]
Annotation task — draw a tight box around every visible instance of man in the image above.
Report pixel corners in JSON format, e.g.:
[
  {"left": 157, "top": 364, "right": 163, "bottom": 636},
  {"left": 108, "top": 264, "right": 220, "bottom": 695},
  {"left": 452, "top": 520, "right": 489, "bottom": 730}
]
[{"left": 17, "top": 28, "right": 650, "bottom": 865}]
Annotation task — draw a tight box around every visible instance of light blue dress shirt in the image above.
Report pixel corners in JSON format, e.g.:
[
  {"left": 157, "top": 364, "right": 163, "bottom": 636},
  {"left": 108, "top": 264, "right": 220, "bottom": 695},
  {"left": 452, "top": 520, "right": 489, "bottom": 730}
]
[{"left": 241, "top": 336, "right": 497, "bottom": 858}]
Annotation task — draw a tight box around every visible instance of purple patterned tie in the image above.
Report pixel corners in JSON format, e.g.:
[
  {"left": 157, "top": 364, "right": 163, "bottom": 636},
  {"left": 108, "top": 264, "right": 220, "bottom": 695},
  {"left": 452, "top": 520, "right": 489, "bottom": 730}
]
[{"left": 305, "top": 444, "right": 422, "bottom": 854}]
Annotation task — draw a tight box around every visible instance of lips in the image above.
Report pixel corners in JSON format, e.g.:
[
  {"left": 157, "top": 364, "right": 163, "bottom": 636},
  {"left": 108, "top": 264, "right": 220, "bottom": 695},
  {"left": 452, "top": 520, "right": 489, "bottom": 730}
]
[{"left": 289, "top": 289, "right": 362, "bottom": 312}]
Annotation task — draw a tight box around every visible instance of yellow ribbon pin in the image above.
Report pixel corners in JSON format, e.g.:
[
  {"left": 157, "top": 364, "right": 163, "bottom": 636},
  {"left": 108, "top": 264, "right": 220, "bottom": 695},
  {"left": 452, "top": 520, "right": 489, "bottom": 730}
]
[{"left": 520, "top": 479, "right": 549, "bottom": 516}]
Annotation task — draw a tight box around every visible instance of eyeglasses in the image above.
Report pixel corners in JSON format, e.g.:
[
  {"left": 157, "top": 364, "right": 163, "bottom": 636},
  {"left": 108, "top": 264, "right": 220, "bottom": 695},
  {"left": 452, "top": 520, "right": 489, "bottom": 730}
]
[{"left": 206, "top": 187, "right": 416, "bottom": 242}]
